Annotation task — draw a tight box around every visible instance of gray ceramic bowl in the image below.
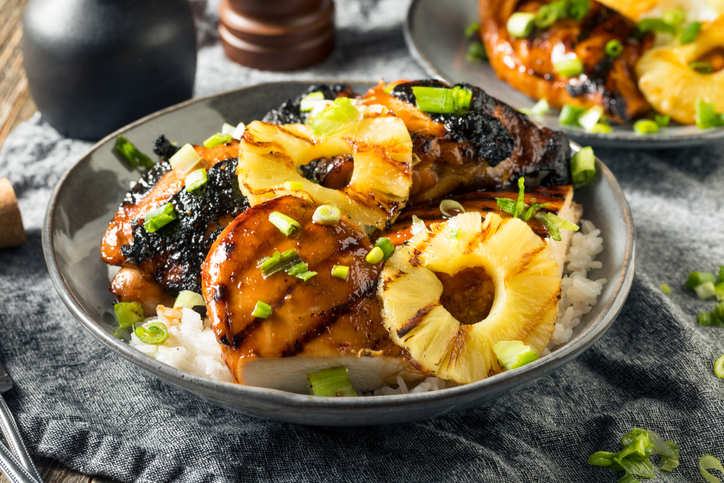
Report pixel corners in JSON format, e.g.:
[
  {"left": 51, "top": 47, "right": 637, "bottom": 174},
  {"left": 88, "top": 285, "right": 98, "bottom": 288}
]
[
  {"left": 43, "top": 81, "right": 635, "bottom": 426},
  {"left": 405, "top": 0, "right": 724, "bottom": 148}
]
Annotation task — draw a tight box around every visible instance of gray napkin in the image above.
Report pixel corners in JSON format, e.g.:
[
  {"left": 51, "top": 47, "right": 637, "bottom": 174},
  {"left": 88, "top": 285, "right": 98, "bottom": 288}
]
[{"left": 1, "top": 0, "right": 724, "bottom": 481}]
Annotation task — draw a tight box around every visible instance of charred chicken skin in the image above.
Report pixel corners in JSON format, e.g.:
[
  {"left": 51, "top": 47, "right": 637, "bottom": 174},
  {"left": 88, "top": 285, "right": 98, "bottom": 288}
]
[{"left": 479, "top": 0, "right": 653, "bottom": 123}]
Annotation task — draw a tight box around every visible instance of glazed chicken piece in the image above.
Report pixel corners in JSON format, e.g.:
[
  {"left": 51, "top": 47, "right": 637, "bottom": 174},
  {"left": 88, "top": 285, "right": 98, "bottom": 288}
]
[
  {"left": 101, "top": 137, "right": 247, "bottom": 312},
  {"left": 201, "top": 196, "right": 424, "bottom": 393},
  {"left": 479, "top": 0, "right": 653, "bottom": 123}
]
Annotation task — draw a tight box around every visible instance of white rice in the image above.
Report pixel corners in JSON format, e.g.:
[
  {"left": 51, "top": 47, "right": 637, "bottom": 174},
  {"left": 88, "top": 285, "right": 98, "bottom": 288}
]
[{"left": 128, "top": 219, "right": 605, "bottom": 393}]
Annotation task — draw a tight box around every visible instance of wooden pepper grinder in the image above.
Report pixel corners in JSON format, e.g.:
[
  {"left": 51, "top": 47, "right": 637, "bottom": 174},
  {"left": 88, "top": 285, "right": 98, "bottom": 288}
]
[{"left": 219, "top": 0, "right": 335, "bottom": 71}]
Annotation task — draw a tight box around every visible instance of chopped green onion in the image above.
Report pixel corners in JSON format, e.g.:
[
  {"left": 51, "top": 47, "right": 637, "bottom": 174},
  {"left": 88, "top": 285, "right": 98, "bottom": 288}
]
[
  {"left": 535, "top": 212, "right": 579, "bottom": 241},
  {"left": 298, "top": 270, "right": 317, "bottom": 281},
  {"left": 169, "top": 143, "right": 202, "bottom": 174},
  {"left": 287, "top": 262, "right": 310, "bottom": 277},
  {"left": 232, "top": 122, "right": 246, "bottom": 140},
  {"left": 506, "top": 12, "right": 536, "bottom": 38},
  {"left": 184, "top": 168, "right": 208, "bottom": 192},
  {"left": 719, "top": 265, "right": 724, "bottom": 282},
  {"left": 114, "top": 302, "right": 145, "bottom": 328},
  {"left": 114, "top": 136, "right": 154, "bottom": 170},
  {"left": 696, "top": 100, "right": 721, "bottom": 129},
  {"left": 559, "top": 104, "right": 586, "bottom": 125},
  {"left": 496, "top": 197, "right": 516, "bottom": 215},
  {"left": 221, "top": 123, "right": 236, "bottom": 136},
  {"left": 534, "top": 4, "right": 559, "bottom": 29},
  {"left": 565, "top": 0, "right": 590, "bottom": 20},
  {"left": 307, "top": 366, "right": 357, "bottom": 397},
  {"left": 554, "top": 58, "right": 584, "bottom": 78},
  {"left": 464, "top": 22, "right": 480, "bottom": 39},
  {"left": 300, "top": 91, "right": 326, "bottom": 112},
  {"left": 493, "top": 340, "right": 539, "bottom": 370},
  {"left": 312, "top": 205, "right": 341, "bottom": 225},
  {"left": 637, "top": 18, "right": 678, "bottom": 35},
  {"left": 134, "top": 322, "right": 169, "bottom": 345},
  {"left": 521, "top": 202, "right": 550, "bottom": 222},
  {"left": 465, "top": 41, "right": 488, "bottom": 63},
  {"left": 252, "top": 300, "right": 272, "bottom": 319},
  {"left": 173, "top": 290, "right": 205, "bottom": 309},
  {"left": 310, "top": 97, "right": 362, "bottom": 137},
  {"left": 655, "top": 114, "right": 671, "bottom": 127},
  {"left": 366, "top": 246, "right": 384, "bottom": 264},
  {"left": 269, "top": 211, "right": 302, "bottom": 236},
  {"left": 143, "top": 202, "right": 177, "bottom": 233},
  {"left": 680, "top": 21, "right": 701, "bottom": 44},
  {"left": 578, "top": 106, "right": 604, "bottom": 132},
  {"left": 283, "top": 181, "right": 304, "bottom": 191},
  {"left": 258, "top": 249, "right": 301, "bottom": 278},
  {"left": 450, "top": 227, "right": 461, "bottom": 239},
  {"left": 634, "top": 119, "right": 659, "bottom": 135},
  {"left": 412, "top": 85, "right": 473, "bottom": 114},
  {"left": 699, "top": 301, "right": 724, "bottom": 326},
  {"left": 203, "top": 132, "right": 232, "bottom": 149},
  {"left": 591, "top": 123, "right": 613, "bottom": 133},
  {"left": 590, "top": 428, "right": 680, "bottom": 480},
  {"left": 690, "top": 61, "right": 714, "bottom": 74},
  {"left": 521, "top": 99, "right": 550, "bottom": 117},
  {"left": 571, "top": 146, "right": 596, "bottom": 188},
  {"left": 374, "top": 237, "right": 395, "bottom": 260},
  {"left": 660, "top": 284, "right": 672, "bottom": 294},
  {"left": 715, "top": 353, "right": 724, "bottom": 379},
  {"left": 686, "top": 271, "right": 717, "bottom": 290},
  {"left": 513, "top": 177, "right": 526, "bottom": 218},
  {"left": 695, "top": 281, "right": 718, "bottom": 299},
  {"left": 439, "top": 199, "right": 466, "bottom": 218},
  {"left": 605, "top": 39, "right": 624, "bottom": 58},
  {"left": 700, "top": 455, "right": 724, "bottom": 483},
  {"left": 662, "top": 8, "right": 686, "bottom": 27},
  {"left": 331, "top": 265, "right": 350, "bottom": 280}
]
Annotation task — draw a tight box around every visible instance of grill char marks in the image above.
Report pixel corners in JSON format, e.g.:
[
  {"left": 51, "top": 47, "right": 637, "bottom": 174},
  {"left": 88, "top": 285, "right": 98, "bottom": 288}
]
[{"left": 201, "top": 196, "right": 403, "bottom": 384}]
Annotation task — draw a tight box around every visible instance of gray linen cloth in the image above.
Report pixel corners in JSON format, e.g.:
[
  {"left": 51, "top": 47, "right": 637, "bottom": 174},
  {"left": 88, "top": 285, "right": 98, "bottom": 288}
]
[{"left": 1, "top": 0, "right": 724, "bottom": 481}]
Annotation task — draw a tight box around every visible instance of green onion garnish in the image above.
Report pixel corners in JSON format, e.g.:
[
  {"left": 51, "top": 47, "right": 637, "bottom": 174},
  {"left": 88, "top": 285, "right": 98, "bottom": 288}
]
[
  {"left": 465, "top": 41, "right": 488, "bottom": 63},
  {"left": 695, "top": 281, "right": 718, "bottom": 299},
  {"left": 496, "top": 198, "right": 516, "bottom": 215},
  {"left": 634, "top": 119, "right": 659, "bottom": 135},
  {"left": 331, "top": 265, "right": 350, "bottom": 280},
  {"left": 439, "top": 199, "right": 466, "bottom": 218},
  {"left": 169, "top": 143, "right": 202, "bottom": 174},
  {"left": 559, "top": 104, "right": 586, "bottom": 126},
  {"left": 534, "top": 4, "right": 559, "bottom": 29},
  {"left": 662, "top": 8, "right": 686, "bottom": 27},
  {"left": 203, "top": 133, "right": 232, "bottom": 149},
  {"left": 287, "top": 262, "right": 310, "bottom": 278},
  {"left": 221, "top": 123, "right": 236, "bottom": 136},
  {"left": 184, "top": 168, "right": 208, "bottom": 192},
  {"left": 300, "top": 91, "right": 326, "bottom": 112},
  {"left": 412, "top": 85, "right": 473, "bottom": 115},
  {"left": 269, "top": 211, "right": 302, "bottom": 236},
  {"left": 589, "top": 428, "right": 680, "bottom": 480},
  {"left": 535, "top": 212, "right": 579, "bottom": 241},
  {"left": 464, "top": 22, "right": 480, "bottom": 39},
  {"left": 655, "top": 114, "right": 671, "bottom": 127},
  {"left": 252, "top": 300, "right": 272, "bottom": 319},
  {"left": 374, "top": 237, "right": 395, "bottom": 261},
  {"left": 310, "top": 97, "right": 362, "bottom": 137},
  {"left": 578, "top": 106, "right": 604, "bottom": 132},
  {"left": 686, "top": 271, "right": 717, "bottom": 290},
  {"left": 506, "top": 12, "right": 535, "bottom": 38},
  {"left": 114, "top": 302, "right": 145, "bottom": 328},
  {"left": 114, "top": 136, "right": 154, "bottom": 170},
  {"left": 637, "top": 18, "right": 678, "bottom": 35},
  {"left": 520, "top": 98, "right": 550, "bottom": 117},
  {"left": 605, "top": 39, "right": 624, "bottom": 58},
  {"left": 719, "top": 265, "right": 724, "bottom": 282},
  {"left": 571, "top": 146, "right": 596, "bottom": 188},
  {"left": 258, "top": 249, "right": 301, "bottom": 277},
  {"left": 699, "top": 301, "right": 724, "bottom": 326},
  {"left": 660, "top": 284, "right": 672, "bottom": 294},
  {"left": 283, "top": 181, "right": 304, "bottom": 191},
  {"left": 565, "top": 0, "right": 590, "bottom": 20},
  {"left": 695, "top": 100, "right": 721, "bottom": 130},
  {"left": 312, "top": 205, "right": 341, "bottom": 225},
  {"left": 554, "top": 58, "right": 584, "bottom": 78},
  {"left": 173, "top": 290, "right": 205, "bottom": 309},
  {"left": 366, "top": 246, "right": 384, "bottom": 264},
  {"left": 307, "top": 367, "right": 357, "bottom": 397},
  {"left": 134, "top": 322, "right": 169, "bottom": 345},
  {"left": 591, "top": 123, "right": 612, "bottom": 133},
  {"left": 680, "top": 21, "right": 701, "bottom": 44},
  {"left": 714, "top": 354, "right": 724, "bottom": 379},
  {"left": 143, "top": 202, "right": 177, "bottom": 233},
  {"left": 232, "top": 122, "right": 246, "bottom": 140},
  {"left": 690, "top": 61, "right": 714, "bottom": 74},
  {"left": 496, "top": 178, "right": 548, "bottom": 221},
  {"left": 493, "top": 341, "right": 539, "bottom": 370},
  {"left": 700, "top": 455, "right": 724, "bottom": 482}
]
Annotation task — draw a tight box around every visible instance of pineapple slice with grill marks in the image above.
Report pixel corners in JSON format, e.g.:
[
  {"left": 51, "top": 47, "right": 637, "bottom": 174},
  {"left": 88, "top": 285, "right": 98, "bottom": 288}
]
[
  {"left": 237, "top": 110, "right": 413, "bottom": 229},
  {"left": 378, "top": 212, "right": 560, "bottom": 384}
]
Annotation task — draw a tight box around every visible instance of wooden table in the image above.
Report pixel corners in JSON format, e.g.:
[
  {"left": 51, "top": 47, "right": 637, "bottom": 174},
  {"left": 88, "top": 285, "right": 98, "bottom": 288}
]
[{"left": 1, "top": 1, "right": 113, "bottom": 482}]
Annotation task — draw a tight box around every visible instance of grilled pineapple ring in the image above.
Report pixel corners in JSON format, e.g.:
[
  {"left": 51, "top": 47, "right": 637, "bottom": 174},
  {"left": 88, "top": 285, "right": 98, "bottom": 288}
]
[
  {"left": 237, "top": 114, "right": 413, "bottom": 229},
  {"left": 636, "top": 18, "right": 724, "bottom": 125},
  {"left": 378, "top": 212, "right": 560, "bottom": 384}
]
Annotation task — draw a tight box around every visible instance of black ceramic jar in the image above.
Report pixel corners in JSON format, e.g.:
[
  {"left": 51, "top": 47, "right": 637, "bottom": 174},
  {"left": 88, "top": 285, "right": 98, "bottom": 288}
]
[{"left": 22, "top": 0, "right": 197, "bottom": 141}]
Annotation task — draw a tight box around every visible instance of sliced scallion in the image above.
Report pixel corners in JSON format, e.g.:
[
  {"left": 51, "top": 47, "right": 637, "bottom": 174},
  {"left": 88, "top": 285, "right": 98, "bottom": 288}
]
[
  {"left": 554, "top": 58, "right": 584, "bottom": 78},
  {"left": 439, "top": 199, "right": 466, "bottom": 218},
  {"left": 686, "top": 271, "right": 717, "bottom": 290},
  {"left": 203, "top": 132, "right": 232, "bottom": 149},
  {"left": 521, "top": 202, "right": 550, "bottom": 222},
  {"left": 559, "top": 104, "right": 586, "bottom": 126},
  {"left": 283, "top": 181, "right": 304, "bottom": 191},
  {"left": 258, "top": 249, "right": 301, "bottom": 278},
  {"left": 605, "top": 39, "right": 624, "bottom": 58},
  {"left": 252, "top": 300, "right": 272, "bottom": 319},
  {"left": 169, "top": 143, "right": 202, "bottom": 174},
  {"left": 655, "top": 114, "right": 671, "bottom": 127},
  {"left": 496, "top": 198, "right": 516, "bottom": 215},
  {"left": 534, "top": 4, "right": 558, "bottom": 29},
  {"left": 506, "top": 12, "right": 535, "bottom": 38},
  {"left": 700, "top": 455, "right": 724, "bottom": 483},
  {"left": 366, "top": 246, "right": 384, "bottom": 264},
  {"left": 287, "top": 262, "right": 310, "bottom": 278},
  {"left": 634, "top": 119, "right": 659, "bottom": 135},
  {"left": 464, "top": 22, "right": 480, "bottom": 39},
  {"left": 695, "top": 281, "right": 718, "bottom": 299},
  {"left": 232, "top": 122, "right": 246, "bottom": 140},
  {"left": 565, "top": 0, "right": 590, "bottom": 20},
  {"left": 310, "top": 97, "right": 362, "bottom": 137},
  {"left": 535, "top": 212, "right": 579, "bottom": 241},
  {"left": 521, "top": 98, "right": 550, "bottom": 117},
  {"left": 134, "top": 322, "right": 169, "bottom": 345},
  {"left": 680, "top": 21, "right": 701, "bottom": 44},
  {"left": 374, "top": 237, "right": 395, "bottom": 260},
  {"left": 173, "top": 290, "right": 205, "bottom": 309},
  {"left": 690, "top": 61, "right": 714, "bottom": 74},
  {"left": 114, "top": 302, "right": 144, "bottom": 328},
  {"left": 578, "top": 106, "right": 604, "bottom": 132},
  {"left": 114, "top": 136, "right": 154, "bottom": 170},
  {"left": 269, "top": 211, "right": 302, "bottom": 236},
  {"left": 696, "top": 100, "right": 720, "bottom": 129},
  {"left": 221, "top": 123, "right": 236, "bottom": 136},
  {"left": 660, "top": 284, "right": 672, "bottom": 294},
  {"left": 571, "top": 146, "right": 596, "bottom": 188},
  {"left": 715, "top": 354, "right": 724, "bottom": 379},
  {"left": 307, "top": 366, "right": 357, "bottom": 397},
  {"left": 312, "top": 205, "right": 342, "bottom": 225},
  {"left": 493, "top": 341, "right": 539, "bottom": 370},
  {"left": 300, "top": 91, "right": 326, "bottom": 112},
  {"left": 331, "top": 265, "right": 350, "bottom": 280},
  {"left": 662, "top": 8, "right": 686, "bottom": 27},
  {"left": 412, "top": 85, "right": 473, "bottom": 114},
  {"left": 465, "top": 41, "right": 488, "bottom": 63},
  {"left": 143, "top": 202, "right": 177, "bottom": 233},
  {"left": 591, "top": 123, "right": 613, "bottom": 133},
  {"left": 184, "top": 168, "right": 208, "bottom": 192},
  {"left": 637, "top": 18, "right": 678, "bottom": 35}
]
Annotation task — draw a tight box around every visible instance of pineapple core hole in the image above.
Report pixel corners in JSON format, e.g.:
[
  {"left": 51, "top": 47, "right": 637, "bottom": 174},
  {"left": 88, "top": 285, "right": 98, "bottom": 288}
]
[
  {"left": 436, "top": 267, "right": 495, "bottom": 325},
  {"left": 698, "top": 48, "right": 724, "bottom": 73},
  {"left": 299, "top": 155, "right": 354, "bottom": 189}
]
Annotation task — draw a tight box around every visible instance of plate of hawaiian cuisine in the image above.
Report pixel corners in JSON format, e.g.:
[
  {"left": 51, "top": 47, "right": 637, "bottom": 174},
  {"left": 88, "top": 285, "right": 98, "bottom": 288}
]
[
  {"left": 43, "top": 80, "right": 634, "bottom": 426},
  {"left": 405, "top": 0, "right": 724, "bottom": 147}
]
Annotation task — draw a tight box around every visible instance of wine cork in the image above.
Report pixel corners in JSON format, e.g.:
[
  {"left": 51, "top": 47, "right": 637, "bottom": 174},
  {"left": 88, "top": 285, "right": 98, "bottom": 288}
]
[{"left": 0, "top": 178, "right": 26, "bottom": 249}]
